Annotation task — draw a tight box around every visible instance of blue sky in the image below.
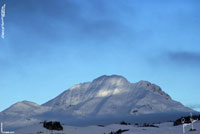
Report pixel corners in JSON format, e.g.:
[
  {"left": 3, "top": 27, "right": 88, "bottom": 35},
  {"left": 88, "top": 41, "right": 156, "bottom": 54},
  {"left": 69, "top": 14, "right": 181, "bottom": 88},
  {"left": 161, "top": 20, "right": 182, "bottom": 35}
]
[{"left": 0, "top": 0, "right": 200, "bottom": 112}]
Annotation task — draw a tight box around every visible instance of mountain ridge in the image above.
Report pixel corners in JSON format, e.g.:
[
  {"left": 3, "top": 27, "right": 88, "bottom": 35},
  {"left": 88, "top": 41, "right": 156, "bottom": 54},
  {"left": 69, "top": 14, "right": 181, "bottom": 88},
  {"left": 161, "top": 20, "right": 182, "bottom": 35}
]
[{"left": 43, "top": 75, "right": 192, "bottom": 115}]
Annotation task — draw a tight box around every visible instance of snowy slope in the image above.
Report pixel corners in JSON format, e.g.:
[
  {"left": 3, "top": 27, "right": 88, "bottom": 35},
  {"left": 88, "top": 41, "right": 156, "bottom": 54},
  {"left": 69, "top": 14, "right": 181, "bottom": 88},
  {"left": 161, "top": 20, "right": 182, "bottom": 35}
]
[
  {"left": 1, "top": 101, "right": 50, "bottom": 116},
  {"left": 43, "top": 75, "right": 193, "bottom": 116},
  {"left": 14, "top": 121, "right": 200, "bottom": 134},
  {"left": 0, "top": 101, "right": 50, "bottom": 129}
]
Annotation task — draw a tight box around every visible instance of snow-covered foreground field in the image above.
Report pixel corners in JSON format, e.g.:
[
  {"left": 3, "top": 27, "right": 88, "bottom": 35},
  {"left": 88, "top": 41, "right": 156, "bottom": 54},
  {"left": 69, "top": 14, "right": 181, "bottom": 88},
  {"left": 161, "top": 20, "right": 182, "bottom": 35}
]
[{"left": 15, "top": 121, "right": 200, "bottom": 134}]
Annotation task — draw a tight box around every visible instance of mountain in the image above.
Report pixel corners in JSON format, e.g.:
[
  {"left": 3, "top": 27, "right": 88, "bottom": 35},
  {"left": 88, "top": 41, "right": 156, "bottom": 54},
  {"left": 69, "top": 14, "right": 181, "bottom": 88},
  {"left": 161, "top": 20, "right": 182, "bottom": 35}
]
[
  {"left": 0, "top": 101, "right": 50, "bottom": 129},
  {"left": 0, "top": 75, "right": 196, "bottom": 129},
  {"left": 43, "top": 75, "right": 193, "bottom": 116}
]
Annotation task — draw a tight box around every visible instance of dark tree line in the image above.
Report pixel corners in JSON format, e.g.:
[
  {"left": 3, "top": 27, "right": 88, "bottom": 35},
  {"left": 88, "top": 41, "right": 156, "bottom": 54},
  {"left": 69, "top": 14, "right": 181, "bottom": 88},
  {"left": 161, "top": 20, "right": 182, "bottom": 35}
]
[{"left": 43, "top": 121, "right": 63, "bottom": 131}]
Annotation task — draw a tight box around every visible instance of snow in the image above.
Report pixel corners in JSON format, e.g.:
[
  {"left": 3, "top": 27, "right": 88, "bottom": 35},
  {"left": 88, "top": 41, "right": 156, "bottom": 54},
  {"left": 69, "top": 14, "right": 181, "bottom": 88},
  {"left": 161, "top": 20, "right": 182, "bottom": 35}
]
[
  {"left": 96, "top": 88, "right": 121, "bottom": 97},
  {"left": 0, "top": 75, "right": 197, "bottom": 130},
  {"left": 42, "top": 75, "right": 194, "bottom": 116},
  {"left": 14, "top": 121, "right": 200, "bottom": 134}
]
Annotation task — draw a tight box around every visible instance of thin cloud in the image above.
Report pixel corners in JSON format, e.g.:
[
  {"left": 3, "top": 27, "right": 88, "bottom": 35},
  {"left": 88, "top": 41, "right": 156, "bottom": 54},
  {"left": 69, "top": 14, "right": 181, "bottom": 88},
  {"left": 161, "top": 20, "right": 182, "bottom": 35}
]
[
  {"left": 0, "top": 0, "right": 136, "bottom": 70},
  {"left": 5, "top": 0, "right": 134, "bottom": 43},
  {"left": 148, "top": 51, "right": 200, "bottom": 68},
  {"left": 167, "top": 51, "right": 200, "bottom": 66}
]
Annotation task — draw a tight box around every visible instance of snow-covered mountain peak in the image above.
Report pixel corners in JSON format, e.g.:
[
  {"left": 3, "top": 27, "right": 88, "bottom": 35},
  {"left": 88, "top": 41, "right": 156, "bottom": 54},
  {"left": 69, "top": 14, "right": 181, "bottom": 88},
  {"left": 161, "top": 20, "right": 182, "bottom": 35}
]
[
  {"left": 92, "top": 75, "right": 129, "bottom": 85},
  {"left": 43, "top": 75, "right": 194, "bottom": 116},
  {"left": 43, "top": 75, "right": 130, "bottom": 107},
  {"left": 0, "top": 75, "right": 196, "bottom": 130},
  {"left": 1, "top": 100, "right": 51, "bottom": 119},
  {"left": 18, "top": 100, "right": 39, "bottom": 106},
  {"left": 4, "top": 101, "right": 39, "bottom": 111},
  {"left": 92, "top": 75, "right": 130, "bottom": 92},
  {"left": 134, "top": 80, "right": 171, "bottom": 99},
  {"left": 2, "top": 100, "right": 40, "bottom": 116},
  {"left": 68, "top": 75, "right": 129, "bottom": 93}
]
